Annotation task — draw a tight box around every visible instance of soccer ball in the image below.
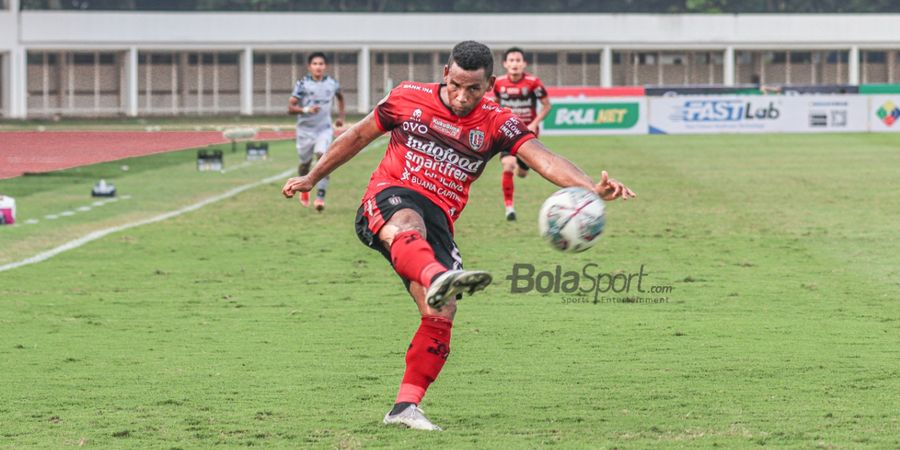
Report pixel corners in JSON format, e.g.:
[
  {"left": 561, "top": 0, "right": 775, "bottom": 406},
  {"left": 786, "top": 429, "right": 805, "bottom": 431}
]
[{"left": 538, "top": 187, "right": 606, "bottom": 253}]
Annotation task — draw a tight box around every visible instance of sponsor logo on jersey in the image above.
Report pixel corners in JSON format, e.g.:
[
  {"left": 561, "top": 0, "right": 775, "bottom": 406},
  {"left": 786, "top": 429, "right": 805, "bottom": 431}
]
[
  {"left": 500, "top": 98, "right": 533, "bottom": 109},
  {"left": 400, "top": 83, "right": 434, "bottom": 94},
  {"left": 402, "top": 120, "right": 429, "bottom": 135},
  {"left": 499, "top": 118, "right": 524, "bottom": 139},
  {"left": 469, "top": 129, "right": 485, "bottom": 150},
  {"left": 404, "top": 135, "right": 485, "bottom": 173},
  {"left": 430, "top": 117, "right": 462, "bottom": 139}
]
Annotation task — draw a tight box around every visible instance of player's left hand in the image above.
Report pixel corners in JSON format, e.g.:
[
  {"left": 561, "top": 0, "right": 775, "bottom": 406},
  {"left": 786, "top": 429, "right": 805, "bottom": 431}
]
[
  {"left": 334, "top": 118, "right": 345, "bottom": 128},
  {"left": 595, "top": 170, "right": 636, "bottom": 201},
  {"left": 526, "top": 122, "right": 540, "bottom": 134},
  {"left": 281, "top": 176, "right": 314, "bottom": 200}
]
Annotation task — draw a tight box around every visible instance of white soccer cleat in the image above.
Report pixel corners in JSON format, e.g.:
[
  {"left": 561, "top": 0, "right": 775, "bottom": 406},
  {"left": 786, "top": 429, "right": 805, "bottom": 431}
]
[
  {"left": 383, "top": 404, "right": 443, "bottom": 431},
  {"left": 425, "top": 270, "right": 493, "bottom": 309}
]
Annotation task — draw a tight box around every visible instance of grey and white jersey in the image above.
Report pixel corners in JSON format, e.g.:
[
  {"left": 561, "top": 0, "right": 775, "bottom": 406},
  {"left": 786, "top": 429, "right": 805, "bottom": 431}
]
[{"left": 292, "top": 75, "right": 341, "bottom": 133}]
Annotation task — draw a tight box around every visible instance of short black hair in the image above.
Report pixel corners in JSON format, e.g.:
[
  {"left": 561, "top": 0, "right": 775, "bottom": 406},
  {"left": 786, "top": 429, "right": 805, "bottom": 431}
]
[
  {"left": 504, "top": 47, "right": 526, "bottom": 61},
  {"left": 308, "top": 52, "right": 327, "bottom": 65},
  {"left": 447, "top": 41, "right": 493, "bottom": 77}
]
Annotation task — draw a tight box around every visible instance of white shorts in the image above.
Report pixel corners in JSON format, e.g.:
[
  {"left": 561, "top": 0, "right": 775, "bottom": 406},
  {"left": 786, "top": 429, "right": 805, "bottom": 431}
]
[{"left": 296, "top": 128, "right": 333, "bottom": 164}]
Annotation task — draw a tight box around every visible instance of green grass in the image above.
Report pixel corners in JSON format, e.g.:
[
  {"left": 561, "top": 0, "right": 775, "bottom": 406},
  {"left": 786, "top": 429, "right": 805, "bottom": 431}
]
[{"left": 1, "top": 133, "right": 899, "bottom": 448}]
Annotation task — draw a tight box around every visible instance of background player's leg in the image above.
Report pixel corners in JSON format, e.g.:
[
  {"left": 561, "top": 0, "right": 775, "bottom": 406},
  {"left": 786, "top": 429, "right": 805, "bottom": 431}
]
[
  {"left": 501, "top": 155, "right": 518, "bottom": 221},
  {"left": 296, "top": 134, "right": 315, "bottom": 206},
  {"left": 515, "top": 156, "right": 530, "bottom": 178},
  {"left": 312, "top": 131, "right": 333, "bottom": 211},
  {"left": 297, "top": 134, "right": 314, "bottom": 176}
]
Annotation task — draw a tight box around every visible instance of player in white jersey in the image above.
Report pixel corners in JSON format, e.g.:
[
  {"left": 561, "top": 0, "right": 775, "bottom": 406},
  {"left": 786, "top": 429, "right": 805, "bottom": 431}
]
[{"left": 288, "top": 52, "right": 345, "bottom": 211}]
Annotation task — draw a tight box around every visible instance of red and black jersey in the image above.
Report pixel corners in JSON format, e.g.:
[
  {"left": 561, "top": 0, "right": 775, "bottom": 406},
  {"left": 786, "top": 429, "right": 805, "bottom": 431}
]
[
  {"left": 364, "top": 81, "right": 535, "bottom": 229},
  {"left": 492, "top": 73, "right": 547, "bottom": 125}
]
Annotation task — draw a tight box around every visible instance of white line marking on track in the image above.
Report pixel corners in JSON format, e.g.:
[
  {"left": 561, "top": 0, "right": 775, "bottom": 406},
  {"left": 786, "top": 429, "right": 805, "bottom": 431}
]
[
  {"left": 220, "top": 161, "right": 256, "bottom": 173},
  {"left": 24, "top": 196, "right": 132, "bottom": 224},
  {"left": 0, "top": 169, "right": 294, "bottom": 273}
]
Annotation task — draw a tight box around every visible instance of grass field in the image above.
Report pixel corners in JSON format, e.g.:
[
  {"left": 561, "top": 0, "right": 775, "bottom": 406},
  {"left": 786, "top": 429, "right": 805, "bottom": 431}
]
[{"left": 1, "top": 133, "right": 899, "bottom": 448}]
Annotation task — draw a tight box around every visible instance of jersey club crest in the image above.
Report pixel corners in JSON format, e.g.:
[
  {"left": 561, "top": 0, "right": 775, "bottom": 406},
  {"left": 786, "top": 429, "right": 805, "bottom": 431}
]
[{"left": 468, "top": 129, "right": 485, "bottom": 150}]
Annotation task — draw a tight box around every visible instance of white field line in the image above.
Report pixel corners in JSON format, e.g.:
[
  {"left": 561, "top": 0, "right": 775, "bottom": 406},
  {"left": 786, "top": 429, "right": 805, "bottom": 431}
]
[
  {"left": 220, "top": 160, "right": 256, "bottom": 173},
  {"left": 0, "top": 169, "right": 293, "bottom": 273},
  {"left": 28, "top": 195, "right": 132, "bottom": 225}
]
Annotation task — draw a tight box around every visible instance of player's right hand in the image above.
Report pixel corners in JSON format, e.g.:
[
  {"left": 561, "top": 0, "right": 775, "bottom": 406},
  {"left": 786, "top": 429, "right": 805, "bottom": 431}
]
[
  {"left": 308, "top": 105, "right": 321, "bottom": 114},
  {"left": 282, "top": 176, "right": 314, "bottom": 199}
]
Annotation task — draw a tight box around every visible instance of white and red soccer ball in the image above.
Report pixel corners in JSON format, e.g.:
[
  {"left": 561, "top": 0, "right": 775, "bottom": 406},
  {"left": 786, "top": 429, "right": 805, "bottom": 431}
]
[{"left": 538, "top": 187, "right": 605, "bottom": 253}]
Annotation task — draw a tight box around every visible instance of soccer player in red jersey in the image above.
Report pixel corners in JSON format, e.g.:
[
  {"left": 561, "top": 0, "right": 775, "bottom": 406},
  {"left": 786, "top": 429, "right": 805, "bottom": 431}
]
[
  {"left": 493, "top": 47, "right": 552, "bottom": 221},
  {"left": 282, "top": 41, "right": 635, "bottom": 431}
]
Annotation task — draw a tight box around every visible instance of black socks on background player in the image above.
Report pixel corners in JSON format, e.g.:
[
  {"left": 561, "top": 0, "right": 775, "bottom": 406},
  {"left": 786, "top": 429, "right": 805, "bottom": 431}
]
[{"left": 316, "top": 189, "right": 326, "bottom": 199}]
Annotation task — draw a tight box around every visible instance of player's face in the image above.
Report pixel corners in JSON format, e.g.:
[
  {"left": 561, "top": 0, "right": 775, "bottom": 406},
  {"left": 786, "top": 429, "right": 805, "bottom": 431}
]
[
  {"left": 443, "top": 62, "right": 495, "bottom": 117},
  {"left": 503, "top": 52, "right": 527, "bottom": 76},
  {"left": 308, "top": 57, "right": 327, "bottom": 79}
]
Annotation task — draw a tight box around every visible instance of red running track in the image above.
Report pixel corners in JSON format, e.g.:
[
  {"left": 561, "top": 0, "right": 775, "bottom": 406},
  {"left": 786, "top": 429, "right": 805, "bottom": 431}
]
[{"left": 0, "top": 130, "right": 294, "bottom": 179}]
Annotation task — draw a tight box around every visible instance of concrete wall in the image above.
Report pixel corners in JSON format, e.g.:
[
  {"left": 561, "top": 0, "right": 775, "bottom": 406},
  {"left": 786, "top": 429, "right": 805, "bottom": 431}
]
[{"left": 4, "top": 11, "right": 900, "bottom": 118}]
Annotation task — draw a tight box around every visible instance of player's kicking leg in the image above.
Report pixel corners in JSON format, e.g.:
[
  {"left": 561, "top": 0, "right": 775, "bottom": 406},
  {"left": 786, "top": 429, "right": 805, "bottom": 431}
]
[
  {"left": 381, "top": 281, "right": 455, "bottom": 431},
  {"left": 355, "top": 189, "right": 492, "bottom": 431}
]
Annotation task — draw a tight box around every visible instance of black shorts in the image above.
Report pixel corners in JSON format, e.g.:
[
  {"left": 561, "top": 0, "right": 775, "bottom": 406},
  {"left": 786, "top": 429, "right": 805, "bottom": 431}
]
[{"left": 355, "top": 186, "right": 463, "bottom": 290}]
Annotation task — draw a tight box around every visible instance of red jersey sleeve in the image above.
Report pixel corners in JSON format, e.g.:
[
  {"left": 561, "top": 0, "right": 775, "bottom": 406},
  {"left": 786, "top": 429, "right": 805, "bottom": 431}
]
[
  {"left": 532, "top": 76, "right": 548, "bottom": 99},
  {"left": 492, "top": 112, "right": 535, "bottom": 157},
  {"left": 373, "top": 89, "right": 403, "bottom": 132}
]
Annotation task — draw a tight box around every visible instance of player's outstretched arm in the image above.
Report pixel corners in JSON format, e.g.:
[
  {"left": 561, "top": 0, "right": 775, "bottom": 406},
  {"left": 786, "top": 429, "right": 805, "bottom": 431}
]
[
  {"left": 281, "top": 112, "right": 384, "bottom": 199},
  {"left": 516, "top": 139, "right": 636, "bottom": 201}
]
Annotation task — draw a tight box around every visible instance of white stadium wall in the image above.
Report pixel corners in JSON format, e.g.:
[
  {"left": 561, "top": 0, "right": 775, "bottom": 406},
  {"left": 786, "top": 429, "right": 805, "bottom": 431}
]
[{"left": 3, "top": 8, "right": 900, "bottom": 118}]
